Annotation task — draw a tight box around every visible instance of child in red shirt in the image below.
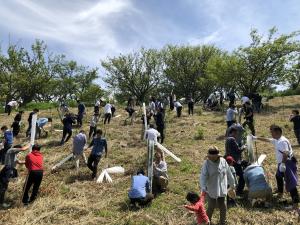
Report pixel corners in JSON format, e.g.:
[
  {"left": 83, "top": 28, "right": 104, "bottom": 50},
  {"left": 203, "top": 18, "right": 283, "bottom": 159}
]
[{"left": 184, "top": 191, "right": 210, "bottom": 225}]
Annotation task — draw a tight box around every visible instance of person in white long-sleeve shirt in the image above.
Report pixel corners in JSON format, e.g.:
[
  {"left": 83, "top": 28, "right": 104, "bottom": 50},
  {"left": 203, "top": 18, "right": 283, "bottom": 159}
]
[
  {"left": 145, "top": 124, "right": 160, "bottom": 143},
  {"left": 200, "top": 147, "right": 235, "bottom": 225}
]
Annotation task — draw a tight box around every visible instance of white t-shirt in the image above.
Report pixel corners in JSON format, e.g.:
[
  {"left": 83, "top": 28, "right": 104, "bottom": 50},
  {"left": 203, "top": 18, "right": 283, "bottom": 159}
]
[
  {"left": 145, "top": 128, "right": 160, "bottom": 142},
  {"left": 174, "top": 101, "right": 182, "bottom": 108},
  {"left": 241, "top": 96, "right": 250, "bottom": 104},
  {"left": 149, "top": 101, "right": 156, "bottom": 112},
  {"left": 270, "top": 136, "right": 293, "bottom": 164},
  {"left": 104, "top": 103, "right": 112, "bottom": 114},
  {"left": 7, "top": 101, "right": 18, "bottom": 107},
  {"left": 95, "top": 100, "right": 100, "bottom": 107}
]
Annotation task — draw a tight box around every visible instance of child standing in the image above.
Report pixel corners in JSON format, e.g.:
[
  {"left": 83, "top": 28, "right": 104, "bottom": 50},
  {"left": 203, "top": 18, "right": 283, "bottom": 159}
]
[
  {"left": 289, "top": 110, "right": 300, "bottom": 145},
  {"left": 184, "top": 191, "right": 210, "bottom": 225}
]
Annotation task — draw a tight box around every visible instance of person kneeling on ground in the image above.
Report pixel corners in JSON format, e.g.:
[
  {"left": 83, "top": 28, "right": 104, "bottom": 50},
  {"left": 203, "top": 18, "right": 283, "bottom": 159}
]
[
  {"left": 22, "top": 144, "right": 44, "bottom": 205},
  {"left": 184, "top": 191, "right": 210, "bottom": 225},
  {"left": 152, "top": 148, "right": 168, "bottom": 194},
  {"left": 200, "top": 147, "right": 235, "bottom": 225},
  {"left": 0, "top": 144, "right": 30, "bottom": 208},
  {"left": 36, "top": 117, "right": 52, "bottom": 138},
  {"left": 128, "top": 169, "right": 154, "bottom": 207},
  {"left": 87, "top": 129, "right": 108, "bottom": 179},
  {"left": 243, "top": 163, "right": 272, "bottom": 207}
]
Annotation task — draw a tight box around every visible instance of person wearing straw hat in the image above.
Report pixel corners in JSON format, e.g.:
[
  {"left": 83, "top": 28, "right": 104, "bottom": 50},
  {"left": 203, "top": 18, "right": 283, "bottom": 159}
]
[{"left": 200, "top": 146, "right": 235, "bottom": 225}]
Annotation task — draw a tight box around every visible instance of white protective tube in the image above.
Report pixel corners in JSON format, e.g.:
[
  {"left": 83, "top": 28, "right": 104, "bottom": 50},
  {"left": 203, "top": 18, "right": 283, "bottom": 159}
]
[
  {"left": 30, "top": 114, "right": 38, "bottom": 151},
  {"left": 51, "top": 153, "right": 74, "bottom": 171},
  {"left": 156, "top": 142, "right": 181, "bottom": 162}
]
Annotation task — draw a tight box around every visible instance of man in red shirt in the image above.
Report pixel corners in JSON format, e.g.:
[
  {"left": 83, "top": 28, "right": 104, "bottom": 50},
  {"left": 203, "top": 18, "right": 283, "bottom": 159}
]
[{"left": 22, "top": 144, "right": 43, "bottom": 205}]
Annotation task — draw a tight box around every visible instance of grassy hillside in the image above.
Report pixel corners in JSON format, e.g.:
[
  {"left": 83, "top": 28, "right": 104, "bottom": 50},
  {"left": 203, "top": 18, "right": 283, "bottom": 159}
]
[{"left": 0, "top": 96, "right": 300, "bottom": 225}]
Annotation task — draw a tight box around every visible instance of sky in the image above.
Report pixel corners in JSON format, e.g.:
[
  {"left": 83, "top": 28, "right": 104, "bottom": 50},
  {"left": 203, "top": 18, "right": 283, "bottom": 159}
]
[{"left": 0, "top": 0, "right": 300, "bottom": 72}]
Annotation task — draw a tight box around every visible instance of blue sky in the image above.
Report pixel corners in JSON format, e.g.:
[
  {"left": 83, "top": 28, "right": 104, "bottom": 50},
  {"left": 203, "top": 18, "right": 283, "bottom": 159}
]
[{"left": 0, "top": 0, "right": 300, "bottom": 71}]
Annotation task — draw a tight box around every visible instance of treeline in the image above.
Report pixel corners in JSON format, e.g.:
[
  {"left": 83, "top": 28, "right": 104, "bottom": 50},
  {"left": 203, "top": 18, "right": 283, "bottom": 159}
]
[
  {"left": 0, "top": 40, "right": 104, "bottom": 106},
  {"left": 1, "top": 27, "right": 300, "bottom": 107},
  {"left": 102, "top": 28, "right": 300, "bottom": 103}
]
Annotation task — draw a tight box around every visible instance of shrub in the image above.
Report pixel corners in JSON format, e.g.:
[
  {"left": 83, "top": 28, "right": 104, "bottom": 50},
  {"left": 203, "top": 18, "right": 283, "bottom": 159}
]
[
  {"left": 194, "top": 127, "right": 204, "bottom": 140},
  {"left": 24, "top": 102, "right": 58, "bottom": 110}
]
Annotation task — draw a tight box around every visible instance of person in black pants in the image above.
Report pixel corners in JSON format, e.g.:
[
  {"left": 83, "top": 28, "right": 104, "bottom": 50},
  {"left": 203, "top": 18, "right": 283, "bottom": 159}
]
[
  {"left": 242, "top": 102, "right": 255, "bottom": 135},
  {"left": 26, "top": 108, "right": 39, "bottom": 137},
  {"left": 87, "top": 129, "right": 108, "bottom": 178},
  {"left": 60, "top": 113, "right": 75, "bottom": 145},
  {"left": 11, "top": 111, "right": 24, "bottom": 137},
  {"left": 187, "top": 97, "right": 194, "bottom": 115},
  {"left": 155, "top": 108, "right": 165, "bottom": 143},
  {"left": 225, "top": 128, "right": 246, "bottom": 195},
  {"left": 22, "top": 144, "right": 43, "bottom": 205}
]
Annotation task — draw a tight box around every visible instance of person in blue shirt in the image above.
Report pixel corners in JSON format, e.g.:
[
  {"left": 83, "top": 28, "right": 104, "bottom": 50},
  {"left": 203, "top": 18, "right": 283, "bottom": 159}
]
[
  {"left": 128, "top": 169, "right": 154, "bottom": 207},
  {"left": 77, "top": 100, "right": 86, "bottom": 128},
  {"left": 243, "top": 164, "right": 272, "bottom": 207},
  {"left": 36, "top": 117, "right": 52, "bottom": 138},
  {"left": 60, "top": 113, "right": 76, "bottom": 145},
  {"left": 87, "top": 129, "right": 108, "bottom": 179},
  {"left": 0, "top": 126, "right": 14, "bottom": 164}
]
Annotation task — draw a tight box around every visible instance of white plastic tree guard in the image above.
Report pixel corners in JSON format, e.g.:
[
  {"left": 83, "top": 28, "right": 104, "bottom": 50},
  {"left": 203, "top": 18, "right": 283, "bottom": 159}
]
[
  {"left": 96, "top": 166, "right": 125, "bottom": 183},
  {"left": 51, "top": 153, "right": 74, "bottom": 171},
  {"left": 30, "top": 114, "right": 37, "bottom": 151}
]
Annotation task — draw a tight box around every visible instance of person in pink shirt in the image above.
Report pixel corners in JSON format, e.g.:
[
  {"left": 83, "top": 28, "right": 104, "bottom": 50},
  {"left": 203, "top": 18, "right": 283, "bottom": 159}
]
[{"left": 184, "top": 191, "right": 210, "bottom": 225}]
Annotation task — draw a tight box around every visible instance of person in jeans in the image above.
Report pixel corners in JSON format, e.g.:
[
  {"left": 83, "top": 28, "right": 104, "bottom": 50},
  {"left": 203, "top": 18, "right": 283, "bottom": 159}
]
[
  {"left": 187, "top": 97, "right": 194, "bottom": 116},
  {"left": 22, "top": 144, "right": 43, "bottom": 205},
  {"left": 128, "top": 169, "right": 154, "bottom": 207},
  {"left": 289, "top": 110, "right": 300, "bottom": 145},
  {"left": 200, "top": 147, "right": 235, "bottom": 225},
  {"left": 244, "top": 164, "right": 272, "bottom": 207},
  {"left": 225, "top": 127, "right": 246, "bottom": 195},
  {"left": 0, "top": 144, "right": 29, "bottom": 208},
  {"left": 87, "top": 129, "right": 108, "bottom": 179}
]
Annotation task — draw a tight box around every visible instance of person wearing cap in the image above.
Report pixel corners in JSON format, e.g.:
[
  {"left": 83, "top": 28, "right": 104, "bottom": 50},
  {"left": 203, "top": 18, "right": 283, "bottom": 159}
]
[
  {"left": 243, "top": 163, "right": 272, "bottom": 207},
  {"left": 128, "top": 169, "right": 154, "bottom": 207},
  {"left": 0, "top": 144, "right": 30, "bottom": 208},
  {"left": 22, "top": 144, "right": 44, "bottom": 205},
  {"left": 225, "top": 127, "right": 246, "bottom": 195},
  {"left": 200, "top": 147, "right": 235, "bottom": 225}
]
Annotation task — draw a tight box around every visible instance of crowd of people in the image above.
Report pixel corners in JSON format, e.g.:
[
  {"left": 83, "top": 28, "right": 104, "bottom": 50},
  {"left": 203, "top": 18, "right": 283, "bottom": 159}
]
[{"left": 0, "top": 91, "right": 299, "bottom": 225}]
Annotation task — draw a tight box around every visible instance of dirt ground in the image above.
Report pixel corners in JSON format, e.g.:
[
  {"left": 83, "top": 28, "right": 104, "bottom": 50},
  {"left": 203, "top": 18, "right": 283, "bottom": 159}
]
[{"left": 0, "top": 96, "right": 300, "bottom": 225}]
